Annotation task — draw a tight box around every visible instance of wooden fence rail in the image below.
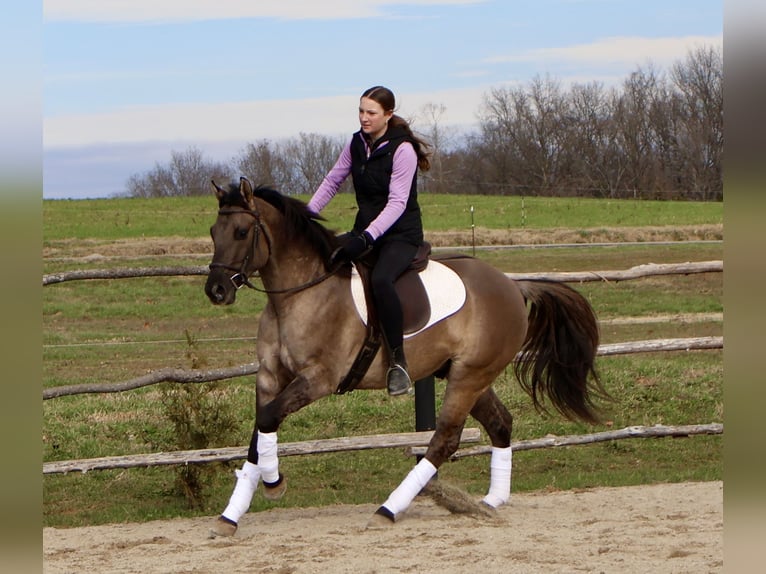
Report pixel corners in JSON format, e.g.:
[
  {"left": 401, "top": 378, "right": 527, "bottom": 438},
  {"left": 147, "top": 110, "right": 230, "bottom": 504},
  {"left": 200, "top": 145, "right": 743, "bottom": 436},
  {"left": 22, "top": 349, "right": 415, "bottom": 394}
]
[
  {"left": 43, "top": 423, "right": 723, "bottom": 475},
  {"left": 42, "top": 336, "right": 722, "bottom": 400},
  {"left": 42, "top": 260, "right": 722, "bottom": 286},
  {"left": 43, "top": 428, "right": 482, "bottom": 475},
  {"left": 43, "top": 363, "right": 260, "bottom": 400},
  {"left": 407, "top": 423, "right": 723, "bottom": 459}
]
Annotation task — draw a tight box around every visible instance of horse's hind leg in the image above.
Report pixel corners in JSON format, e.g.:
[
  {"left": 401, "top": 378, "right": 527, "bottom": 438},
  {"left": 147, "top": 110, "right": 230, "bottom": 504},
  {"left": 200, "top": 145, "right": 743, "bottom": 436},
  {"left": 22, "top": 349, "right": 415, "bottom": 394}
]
[
  {"left": 470, "top": 388, "right": 514, "bottom": 508},
  {"left": 371, "top": 382, "right": 486, "bottom": 524}
]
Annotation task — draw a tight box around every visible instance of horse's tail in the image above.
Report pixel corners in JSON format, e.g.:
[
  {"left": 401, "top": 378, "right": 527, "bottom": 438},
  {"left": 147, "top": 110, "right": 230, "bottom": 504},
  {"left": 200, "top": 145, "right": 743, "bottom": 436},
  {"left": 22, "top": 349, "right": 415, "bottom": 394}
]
[{"left": 514, "top": 280, "right": 608, "bottom": 424}]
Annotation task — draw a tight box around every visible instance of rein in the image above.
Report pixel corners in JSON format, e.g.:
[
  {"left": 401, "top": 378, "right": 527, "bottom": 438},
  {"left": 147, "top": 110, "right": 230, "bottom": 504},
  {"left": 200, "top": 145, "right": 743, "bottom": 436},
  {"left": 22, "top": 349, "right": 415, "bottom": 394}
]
[{"left": 209, "top": 207, "right": 341, "bottom": 296}]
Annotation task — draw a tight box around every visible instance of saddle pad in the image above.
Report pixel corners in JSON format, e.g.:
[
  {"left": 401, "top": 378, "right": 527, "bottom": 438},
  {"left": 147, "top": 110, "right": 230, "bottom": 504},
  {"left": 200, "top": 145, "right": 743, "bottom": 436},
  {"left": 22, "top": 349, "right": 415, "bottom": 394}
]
[{"left": 350, "top": 260, "right": 467, "bottom": 339}]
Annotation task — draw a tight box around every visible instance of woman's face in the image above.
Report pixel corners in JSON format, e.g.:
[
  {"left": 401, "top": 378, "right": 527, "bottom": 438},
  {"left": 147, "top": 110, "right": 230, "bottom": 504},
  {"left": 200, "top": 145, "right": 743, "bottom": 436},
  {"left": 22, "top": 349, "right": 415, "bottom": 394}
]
[{"left": 358, "top": 96, "right": 392, "bottom": 141}]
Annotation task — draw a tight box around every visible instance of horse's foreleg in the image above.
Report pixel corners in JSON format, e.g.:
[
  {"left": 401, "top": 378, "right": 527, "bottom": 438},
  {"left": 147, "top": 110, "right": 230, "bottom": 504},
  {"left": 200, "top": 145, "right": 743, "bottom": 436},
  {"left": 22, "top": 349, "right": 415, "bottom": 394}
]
[
  {"left": 213, "top": 457, "right": 261, "bottom": 536},
  {"left": 251, "top": 429, "right": 286, "bottom": 500},
  {"left": 211, "top": 428, "right": 287, "bottom": 538},
  {"left": 212, "top": 372, "right": 329, "bottom": 537},
  {"left": 470, "top": 388, "right": 514, "bottom": 508}
]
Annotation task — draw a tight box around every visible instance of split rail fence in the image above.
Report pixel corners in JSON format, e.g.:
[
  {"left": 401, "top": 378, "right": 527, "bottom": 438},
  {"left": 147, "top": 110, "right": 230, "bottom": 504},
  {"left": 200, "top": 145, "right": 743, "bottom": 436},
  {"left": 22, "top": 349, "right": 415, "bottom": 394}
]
[{"left": 43, "top": 260, "right": 723, "bottom": 475}]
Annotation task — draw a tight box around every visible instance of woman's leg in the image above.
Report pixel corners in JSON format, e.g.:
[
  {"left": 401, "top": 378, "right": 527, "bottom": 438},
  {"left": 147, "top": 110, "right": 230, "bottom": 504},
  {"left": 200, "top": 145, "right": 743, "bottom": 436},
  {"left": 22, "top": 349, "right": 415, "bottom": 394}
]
[{"left": 370, "top": 240, "right": 418, "bottom": 395}]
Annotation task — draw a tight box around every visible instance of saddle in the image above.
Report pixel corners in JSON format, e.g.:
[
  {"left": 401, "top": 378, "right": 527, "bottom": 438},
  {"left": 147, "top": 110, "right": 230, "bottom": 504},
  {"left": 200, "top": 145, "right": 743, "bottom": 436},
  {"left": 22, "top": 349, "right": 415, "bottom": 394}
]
[
  {"left": 394, "top": 241, "right": 433, "bottom": 334},
  {"left": 335, "top": 241, "right": 433, "bottom": 394}
]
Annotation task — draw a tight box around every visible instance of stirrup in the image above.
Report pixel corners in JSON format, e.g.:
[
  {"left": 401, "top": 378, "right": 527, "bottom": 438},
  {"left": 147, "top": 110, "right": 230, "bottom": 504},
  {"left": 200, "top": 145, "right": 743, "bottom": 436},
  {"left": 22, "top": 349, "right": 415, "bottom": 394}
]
[{"left": 387, "top": 364, "right": 413, "bottom": 396}]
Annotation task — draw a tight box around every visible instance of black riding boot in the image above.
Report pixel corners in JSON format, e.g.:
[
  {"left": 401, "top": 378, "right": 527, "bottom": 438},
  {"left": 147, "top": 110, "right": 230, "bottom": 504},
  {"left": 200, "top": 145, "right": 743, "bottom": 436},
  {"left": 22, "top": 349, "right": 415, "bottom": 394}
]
[{"left": 387, "top": 346, "right": 412, "bottom": 396}]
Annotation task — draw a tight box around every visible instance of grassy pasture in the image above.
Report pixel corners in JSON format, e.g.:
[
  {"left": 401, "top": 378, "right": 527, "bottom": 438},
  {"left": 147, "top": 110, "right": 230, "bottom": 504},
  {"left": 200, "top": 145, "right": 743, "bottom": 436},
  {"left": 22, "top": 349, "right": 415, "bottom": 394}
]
[
  {"left": 42, "top": 194, "right": 722, "bottom": 528},
  {"left": 43, "top": 193, "right": 722, "bottom": 241}
]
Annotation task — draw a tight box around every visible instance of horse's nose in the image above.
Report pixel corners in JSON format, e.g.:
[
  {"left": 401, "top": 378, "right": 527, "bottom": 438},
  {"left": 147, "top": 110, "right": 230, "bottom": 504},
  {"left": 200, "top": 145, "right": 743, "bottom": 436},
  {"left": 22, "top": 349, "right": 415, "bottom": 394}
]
[
  {"left": 205, "top": 281, "right": 227, "bottom": 304},
  {"left": 212, "top": 284, "right": 226, "bottom": 303}
]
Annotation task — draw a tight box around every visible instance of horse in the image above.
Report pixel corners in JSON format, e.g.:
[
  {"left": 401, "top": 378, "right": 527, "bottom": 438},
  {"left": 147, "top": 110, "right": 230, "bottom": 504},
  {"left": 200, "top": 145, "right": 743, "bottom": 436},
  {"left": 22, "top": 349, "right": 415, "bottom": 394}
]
[{"left": 204, "top": 177, "right": 606, "bottom": 536}]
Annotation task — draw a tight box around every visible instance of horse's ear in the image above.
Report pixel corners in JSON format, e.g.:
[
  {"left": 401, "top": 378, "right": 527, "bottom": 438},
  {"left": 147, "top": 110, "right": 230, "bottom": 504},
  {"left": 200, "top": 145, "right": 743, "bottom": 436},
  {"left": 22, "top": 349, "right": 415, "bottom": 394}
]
[
  {"left": 239, "top": 177, "right": 255, "bottom": 207},
  {"left": 211, "top": 179, "right": 226, "bottom": 201}
]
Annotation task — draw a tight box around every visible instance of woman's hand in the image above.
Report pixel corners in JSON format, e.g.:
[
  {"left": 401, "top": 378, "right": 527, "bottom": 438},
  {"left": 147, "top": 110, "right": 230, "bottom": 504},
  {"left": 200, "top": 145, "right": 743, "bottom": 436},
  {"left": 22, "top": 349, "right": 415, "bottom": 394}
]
[{"left": 331, "top": 230, "right": 374, "bottom": 264}]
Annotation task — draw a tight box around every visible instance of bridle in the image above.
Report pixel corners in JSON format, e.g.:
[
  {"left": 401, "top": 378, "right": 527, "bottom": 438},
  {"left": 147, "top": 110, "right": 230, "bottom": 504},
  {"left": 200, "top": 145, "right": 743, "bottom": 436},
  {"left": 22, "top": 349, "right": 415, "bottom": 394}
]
[
  {"left": 208, "top": 207, "right": 267, "bottom": 290},
  {"left": 208, "top": 206, "right": 342, "bottom": 296}
]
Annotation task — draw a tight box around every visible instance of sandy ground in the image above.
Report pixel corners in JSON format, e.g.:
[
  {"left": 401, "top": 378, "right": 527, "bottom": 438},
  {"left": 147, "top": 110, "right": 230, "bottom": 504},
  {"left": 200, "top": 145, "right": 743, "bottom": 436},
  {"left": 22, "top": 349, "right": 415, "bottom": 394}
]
[{"left": 43, "top": 480, "right": 722, "bottom": 574}]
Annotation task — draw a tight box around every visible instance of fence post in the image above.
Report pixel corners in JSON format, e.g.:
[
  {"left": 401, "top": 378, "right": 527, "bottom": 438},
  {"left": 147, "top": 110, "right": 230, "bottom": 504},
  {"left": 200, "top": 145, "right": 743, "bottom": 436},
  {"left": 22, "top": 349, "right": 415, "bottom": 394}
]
[{"left": 414, "top": 375, "right": 436, "bottom": 467}]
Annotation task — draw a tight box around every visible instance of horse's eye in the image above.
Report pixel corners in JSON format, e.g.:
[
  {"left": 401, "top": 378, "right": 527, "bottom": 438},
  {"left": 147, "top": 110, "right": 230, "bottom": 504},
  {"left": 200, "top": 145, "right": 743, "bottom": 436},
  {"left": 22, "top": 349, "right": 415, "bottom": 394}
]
[{"left": 236, "top": 228, "right": 249, "bottom": 240}]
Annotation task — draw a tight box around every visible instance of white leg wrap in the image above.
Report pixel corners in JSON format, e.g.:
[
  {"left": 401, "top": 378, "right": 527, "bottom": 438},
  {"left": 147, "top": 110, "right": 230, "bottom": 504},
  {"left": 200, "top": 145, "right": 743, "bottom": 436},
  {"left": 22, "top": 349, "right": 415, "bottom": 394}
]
[
  {"left": 381, "top": 458, "right": 438, "bottom": 516},
  {"left": 221, "top": 461, "right": 260, "bottom": 523},
  {"left": 482, "top": 446, "right": 513, "bottom": 508},
  {"left": 257, "top": 431, "right": 280, "bottom": 484}
]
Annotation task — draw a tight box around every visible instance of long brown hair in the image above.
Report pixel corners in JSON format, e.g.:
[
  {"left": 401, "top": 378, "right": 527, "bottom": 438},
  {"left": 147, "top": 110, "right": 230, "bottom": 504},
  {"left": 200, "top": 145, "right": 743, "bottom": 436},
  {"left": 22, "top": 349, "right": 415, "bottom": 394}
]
[{"left": 362, "top": 86, "right": 431, "bottom": 172}]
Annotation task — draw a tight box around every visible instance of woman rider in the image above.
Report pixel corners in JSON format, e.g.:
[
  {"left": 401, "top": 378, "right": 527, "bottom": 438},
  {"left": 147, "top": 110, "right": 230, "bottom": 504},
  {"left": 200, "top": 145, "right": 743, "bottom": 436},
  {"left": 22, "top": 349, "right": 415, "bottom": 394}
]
[{"left": 307, "top": 85, "right": 431, "bottom": 396}]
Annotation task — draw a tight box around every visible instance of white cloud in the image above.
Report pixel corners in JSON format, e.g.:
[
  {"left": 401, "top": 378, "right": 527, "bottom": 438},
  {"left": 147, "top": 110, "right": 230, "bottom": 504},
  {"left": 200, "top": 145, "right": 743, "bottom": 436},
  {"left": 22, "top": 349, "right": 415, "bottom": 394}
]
[
  {"left": 44, "top": 0, "right": 485, "bottom": 23},
  {"left": 487, "top": 35, "right": 723, "bottom": 68},
  {"left": 45, "top": 98, "right": 345, "bottom": 147},
  {"left": 44, "top": 86, "right": 488, "bottom": 148}
]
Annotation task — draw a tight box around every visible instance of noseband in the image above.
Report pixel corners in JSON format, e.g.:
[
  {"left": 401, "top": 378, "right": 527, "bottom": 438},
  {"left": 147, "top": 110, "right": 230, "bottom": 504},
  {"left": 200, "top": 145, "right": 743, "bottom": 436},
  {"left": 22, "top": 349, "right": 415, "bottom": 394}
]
[
  {"left": 209, "top": 207, "right": 268, "bottom": 291},
  {"left": 209, "top": 206, "right": 341, "bottom": 296}
]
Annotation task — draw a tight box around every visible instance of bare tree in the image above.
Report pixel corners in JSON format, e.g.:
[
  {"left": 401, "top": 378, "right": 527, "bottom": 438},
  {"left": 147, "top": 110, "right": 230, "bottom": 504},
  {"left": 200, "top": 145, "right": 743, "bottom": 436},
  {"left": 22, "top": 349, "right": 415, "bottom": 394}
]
[
  {"left": 416, "top": 102, "right": 451, "bottom": 193},
  {"left": 283, "top": 133, "right": 346, "bottom": 195},
  {"left": 170, "top": 147, "right": 229, "bottom": 196},
  {"left": 476, "top": 76, "right": 571, "bottom": 196},
  {"left": 233, "top": 140, "right": 295, "bottom": 191},
  {"left": 564, "top": 82, "right": 628, "bottom": 197},
  {"left": 524, "top": 75, "right": 571, "bottom": 194},
  {"left": 671, "top": 45, "right": 723, "bottom": 200},
  {"left": 233, "top": 135, "right": 346, "bottom": 195},
  {"left": 612, "top": 65, "right": 671, "bottom": 197},
  {"left": 124, "top": 146, "right": 229, "bottom": 197},
  {"left": 476, "top": 85, "right": 525, "bottom": 194},
  {"left": 123, "top": 45, "right": 722, "bottom": 201}
]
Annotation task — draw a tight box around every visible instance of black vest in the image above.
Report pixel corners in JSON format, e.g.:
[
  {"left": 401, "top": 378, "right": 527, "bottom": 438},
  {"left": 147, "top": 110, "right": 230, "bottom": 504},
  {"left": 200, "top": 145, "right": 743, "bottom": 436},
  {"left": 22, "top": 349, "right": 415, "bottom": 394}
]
[{"left": 349, "top": 126, "right": 423, "bottom": 246}]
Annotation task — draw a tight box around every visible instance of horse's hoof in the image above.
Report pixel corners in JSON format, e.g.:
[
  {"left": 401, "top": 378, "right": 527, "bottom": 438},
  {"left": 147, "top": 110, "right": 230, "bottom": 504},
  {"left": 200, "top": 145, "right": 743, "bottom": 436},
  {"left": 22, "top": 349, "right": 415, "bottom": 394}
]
[
  {"left": 208, "top": 516, "right": 237, "bottom": 538},
  {"left": 262, "top": 474, "right": 287, "bottom": 501},
  {"left": 366, "top": 506, "right": 396, "bottom": 529}
]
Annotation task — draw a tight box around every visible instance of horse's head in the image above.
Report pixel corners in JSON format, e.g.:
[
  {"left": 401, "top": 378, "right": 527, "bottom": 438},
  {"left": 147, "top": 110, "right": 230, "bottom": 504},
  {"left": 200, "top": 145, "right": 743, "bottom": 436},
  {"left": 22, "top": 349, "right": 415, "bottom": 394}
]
[{"left": 205, "top": 177, "right": 271, "bottom": 305}]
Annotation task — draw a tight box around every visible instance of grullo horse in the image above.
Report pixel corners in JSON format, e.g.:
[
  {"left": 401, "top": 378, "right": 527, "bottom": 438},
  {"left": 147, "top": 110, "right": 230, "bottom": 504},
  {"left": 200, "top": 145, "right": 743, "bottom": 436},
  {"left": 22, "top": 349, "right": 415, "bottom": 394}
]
[{"left": 205, "top": 177, "right": 606, "bottom": 535}]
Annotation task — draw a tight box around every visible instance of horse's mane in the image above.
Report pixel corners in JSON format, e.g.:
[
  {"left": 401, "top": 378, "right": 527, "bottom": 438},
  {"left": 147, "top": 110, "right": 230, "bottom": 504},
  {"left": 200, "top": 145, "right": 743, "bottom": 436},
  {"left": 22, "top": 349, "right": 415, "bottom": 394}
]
[{"left": 219, "top": 183, "right": 340, "bottom": 264}]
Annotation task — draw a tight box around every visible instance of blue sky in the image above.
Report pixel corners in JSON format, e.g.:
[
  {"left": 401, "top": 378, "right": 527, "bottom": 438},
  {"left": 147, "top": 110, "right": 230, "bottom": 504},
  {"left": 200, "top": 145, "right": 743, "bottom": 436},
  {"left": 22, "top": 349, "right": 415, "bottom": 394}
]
[{"left": 42, "top": 0, "right": 722, "bottom": 199}]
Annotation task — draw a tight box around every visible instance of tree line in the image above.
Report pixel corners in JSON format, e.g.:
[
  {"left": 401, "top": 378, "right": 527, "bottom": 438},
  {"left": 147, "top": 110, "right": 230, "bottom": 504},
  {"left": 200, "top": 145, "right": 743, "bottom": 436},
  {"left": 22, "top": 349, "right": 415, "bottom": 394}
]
[{"left": 124, "top": 45, "right": 721, "bottom": 201}]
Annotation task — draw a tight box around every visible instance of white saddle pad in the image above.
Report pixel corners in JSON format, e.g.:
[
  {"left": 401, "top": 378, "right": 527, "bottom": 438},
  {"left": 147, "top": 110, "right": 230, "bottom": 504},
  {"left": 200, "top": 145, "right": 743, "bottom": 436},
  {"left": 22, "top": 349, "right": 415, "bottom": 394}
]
[{"left": 350, "top": 260, "right": 467, "bottom": 338}]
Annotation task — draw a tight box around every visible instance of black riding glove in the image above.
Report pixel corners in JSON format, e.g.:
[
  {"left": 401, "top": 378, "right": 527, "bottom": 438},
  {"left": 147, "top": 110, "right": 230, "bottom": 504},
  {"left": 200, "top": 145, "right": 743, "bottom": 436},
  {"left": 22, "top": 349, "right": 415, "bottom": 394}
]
[{"left": 332, "top": 230, "right": 374, "bottom": 264}]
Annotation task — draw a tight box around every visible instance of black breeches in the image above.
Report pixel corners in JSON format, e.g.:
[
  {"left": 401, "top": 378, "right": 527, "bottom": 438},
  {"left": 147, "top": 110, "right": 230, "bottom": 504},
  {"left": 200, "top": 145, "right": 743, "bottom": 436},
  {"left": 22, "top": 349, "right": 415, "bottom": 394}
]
[{"left": 370, "top": 240, "right": 418, "bottom": 350}]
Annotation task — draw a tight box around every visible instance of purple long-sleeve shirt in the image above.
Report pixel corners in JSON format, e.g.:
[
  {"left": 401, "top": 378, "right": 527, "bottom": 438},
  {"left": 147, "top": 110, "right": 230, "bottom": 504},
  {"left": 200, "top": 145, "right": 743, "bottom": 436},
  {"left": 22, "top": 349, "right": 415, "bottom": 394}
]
[{"left": 307, "top": 133, "right": 417, "bottom": 241}]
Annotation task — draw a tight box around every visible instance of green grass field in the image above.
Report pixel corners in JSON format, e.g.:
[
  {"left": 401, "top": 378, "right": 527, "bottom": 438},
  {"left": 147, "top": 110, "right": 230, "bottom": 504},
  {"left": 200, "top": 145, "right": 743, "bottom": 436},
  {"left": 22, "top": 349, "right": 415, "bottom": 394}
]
[
  {"left": 43, "top": 193, "right": 722, "bottom": 241},
  {"left": 42, "top": 194, "right": 722, "bottom": 528}
]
